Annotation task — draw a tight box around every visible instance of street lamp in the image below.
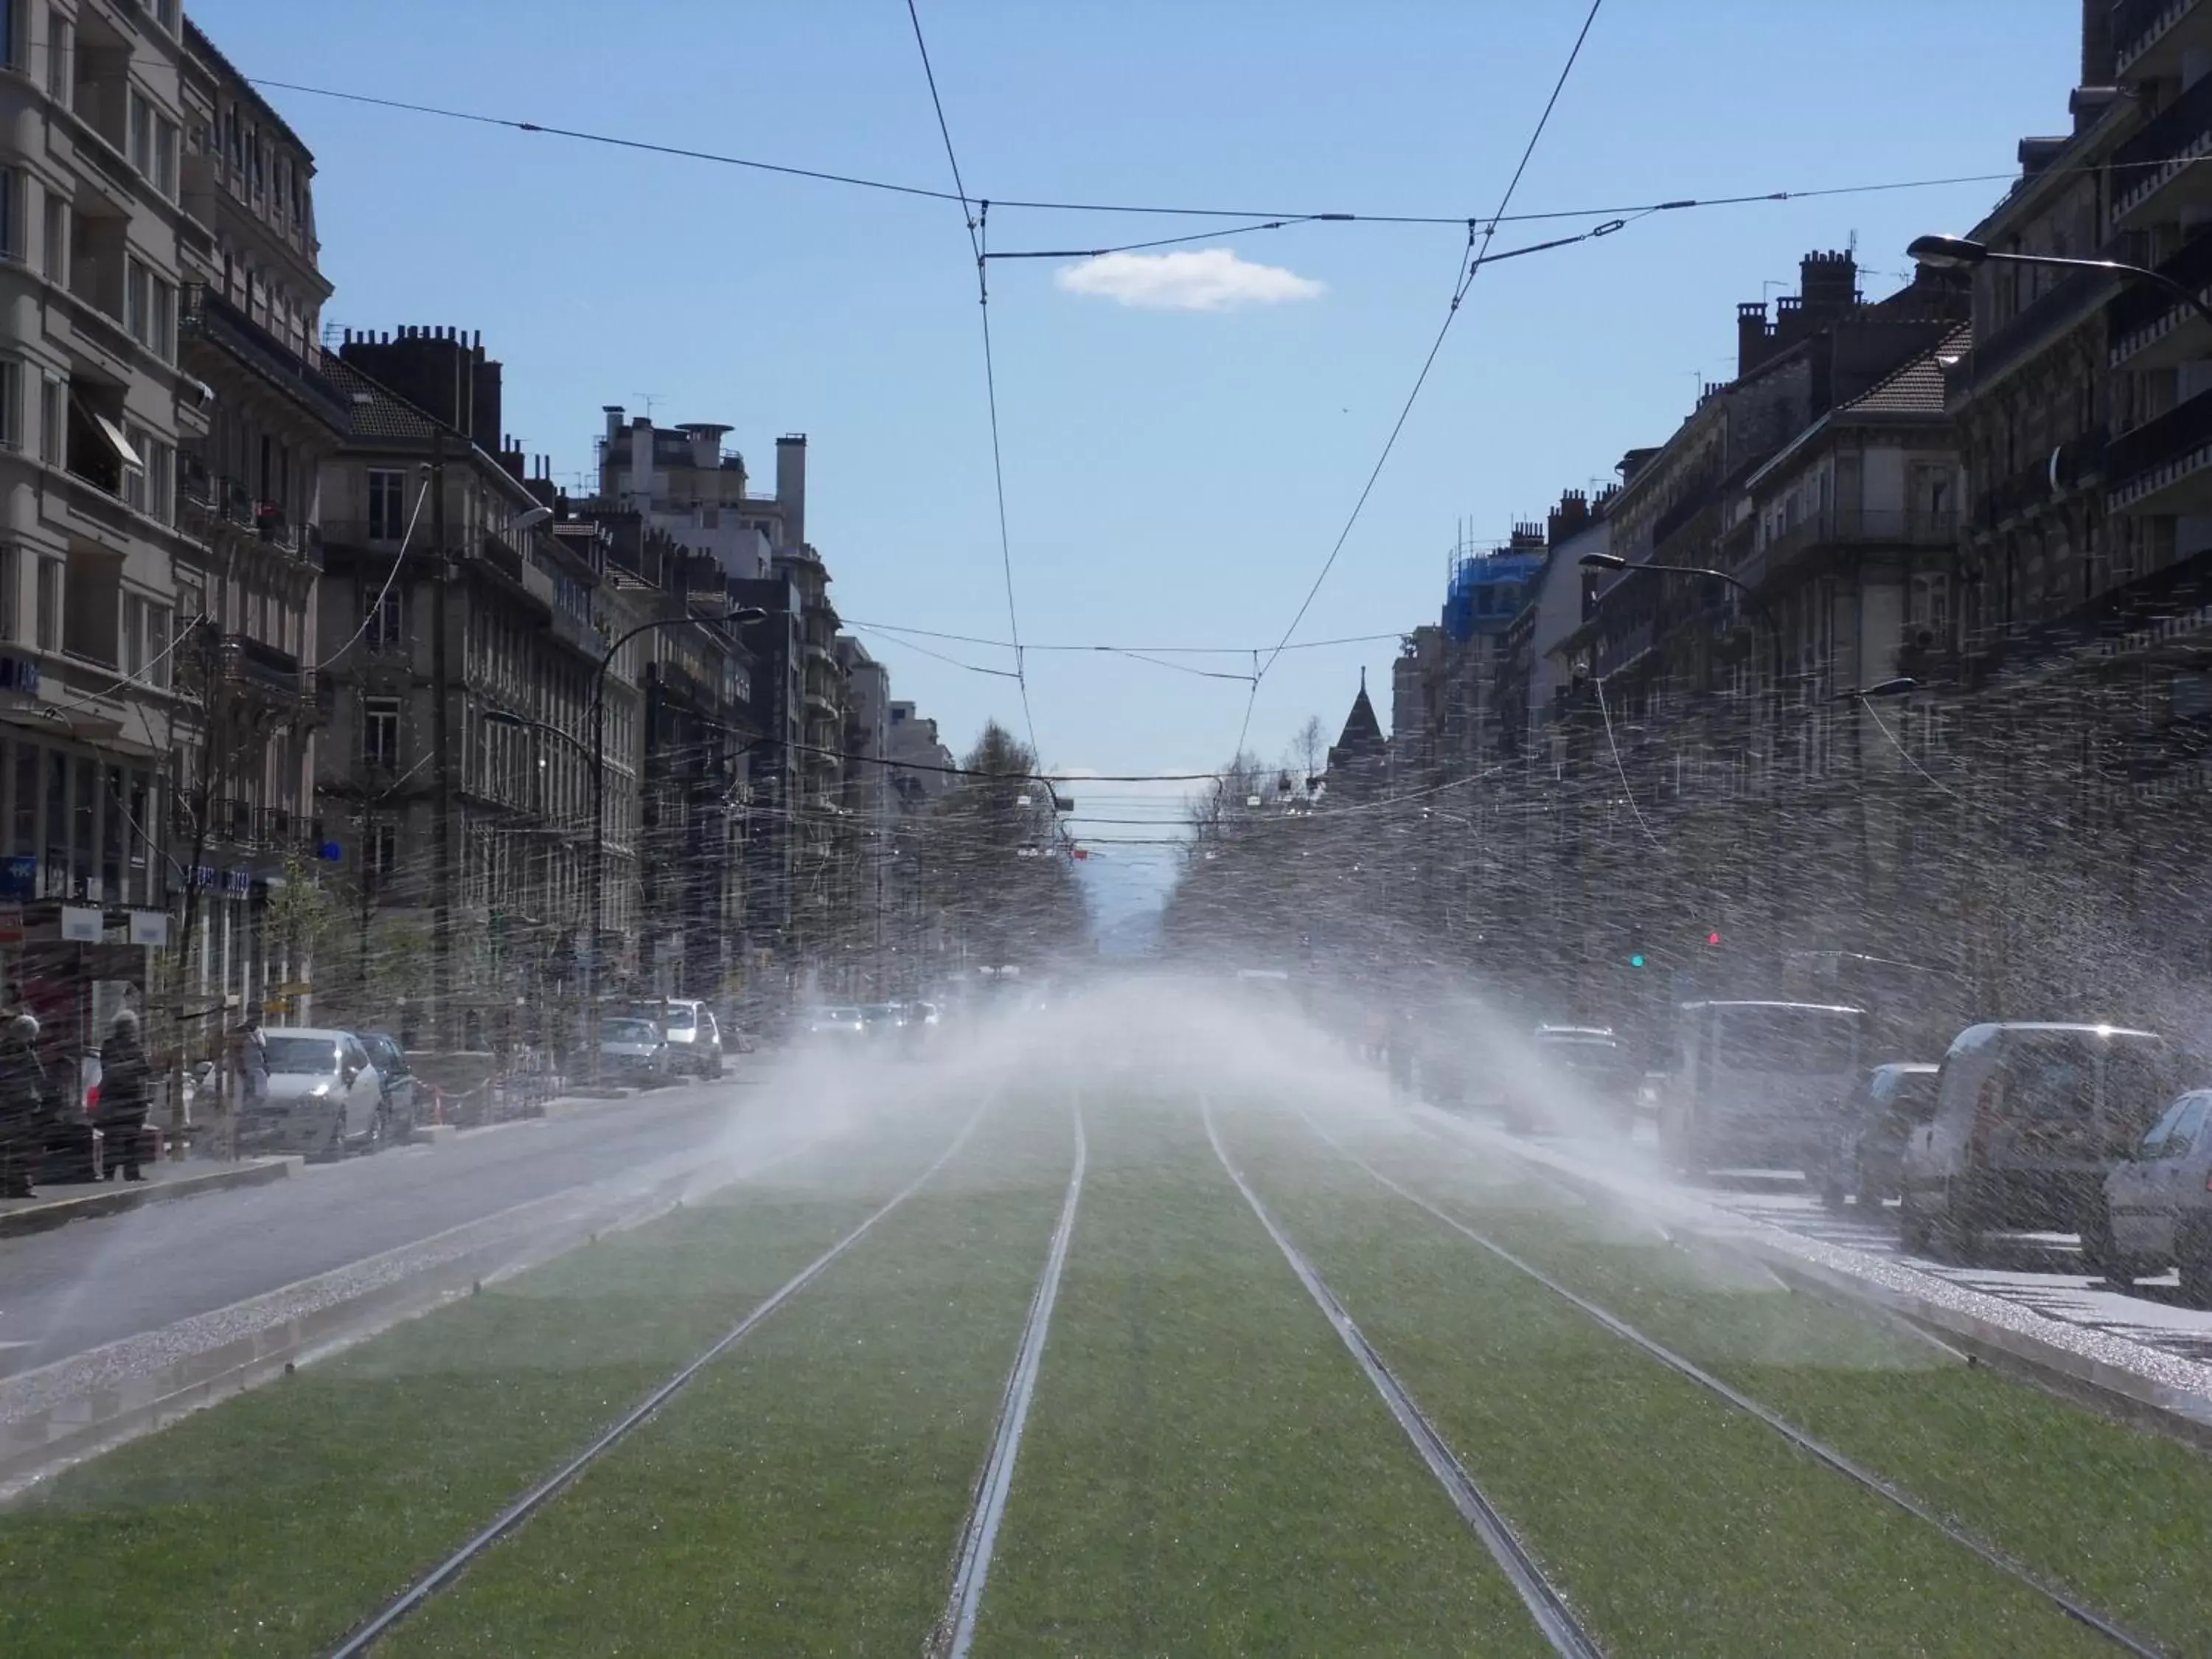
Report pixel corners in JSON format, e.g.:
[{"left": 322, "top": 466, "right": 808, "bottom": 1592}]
[
  {"left": 1907, "top": 234, "right": 2212, "bottom": 335},
  {"left": 1579, "top": 551, "right": 1785, "bottom": 690}
]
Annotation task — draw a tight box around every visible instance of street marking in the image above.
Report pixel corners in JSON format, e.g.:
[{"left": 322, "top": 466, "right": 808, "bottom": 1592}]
[
  {"left": 1202, "top": 1098, "right": 1602, "bottom": 1659},
  {"left": 936, "top": 1099, "right": 1086, "bottom": 1659}
]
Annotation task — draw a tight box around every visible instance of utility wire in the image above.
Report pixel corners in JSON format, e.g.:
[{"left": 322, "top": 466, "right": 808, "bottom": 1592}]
[
  {"left": 1234, "top": 0, "right": 1608, "bottom": 764},
  {"left": 905, "top": 0, "right": 1043, "bottom": 771},
  {"left": 842, "top": 617, "right": 1409, "bottom": 656}
]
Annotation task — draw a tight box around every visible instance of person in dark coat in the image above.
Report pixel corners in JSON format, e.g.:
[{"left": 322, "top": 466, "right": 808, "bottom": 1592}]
[
  {"left": 95, "top": 992, "right": 150, "bottom": 1182},
  {"left": 0, "top": 1005, "right": 49, "bottom": 1198}
]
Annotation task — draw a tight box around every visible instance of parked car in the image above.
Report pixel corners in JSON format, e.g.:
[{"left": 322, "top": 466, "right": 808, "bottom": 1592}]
[
  {"left": 653, "top": 1000, "right": 724, "bottom": 1079},
  {"left": 2102, "top": 1088, "right": 2212, "bottom": 1304},
  {"left": 1658, "top": 1001, "right": 1868, "bottom": 1175},
  {"left": 1815, "top": 1062, "right": 1940, "bottom": 1211},
  {"left": 599, "top": 1017, "right": 672, "bottom": 1084},
  {"left": 358, "top": 1031, "right": 419, "bottom": 1142},
  {"left": 237, "top": 1028, "right": 386, "bottom": 1160},
  {"left": 1899, "top": 1022, "right": 2174, "bottom": 1262},
  {"left": 1524, "top": 1025, "right": 1642, "bottom": 1131},
  {"left": 802, "top": 1006, "right": 868, "bottom": 1042}
]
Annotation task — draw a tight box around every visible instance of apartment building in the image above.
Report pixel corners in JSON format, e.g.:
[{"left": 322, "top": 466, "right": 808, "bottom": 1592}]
[
  {"left": 170, "top": 18, "right": 345, "bottom": 1019},
  {"left": 0, "top": 0, "right": 192, "bottom": 1050}
]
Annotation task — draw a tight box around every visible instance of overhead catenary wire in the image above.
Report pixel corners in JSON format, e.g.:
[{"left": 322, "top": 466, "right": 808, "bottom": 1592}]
[
  {"left": 1234, "top": 0, "right": 1609, "bottom": 765},
  {"left": 904, "top": 0, "right": 1043, "bottom": 771},
  {"left": 245, "top": 73, "right": 2135, "bottom": 234}
]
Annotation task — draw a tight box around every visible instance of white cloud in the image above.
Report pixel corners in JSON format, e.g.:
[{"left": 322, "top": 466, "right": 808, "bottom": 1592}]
[{"left": 1054, "top": 248, "right": 1326, "bottom": 312}]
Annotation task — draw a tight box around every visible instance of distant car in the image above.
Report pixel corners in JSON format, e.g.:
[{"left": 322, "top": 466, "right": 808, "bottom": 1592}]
[
  {"left": 1659, "top": 1001, "right": 1868, "bottom": 1175},
  {"left": 1526, "top": 1025, "right": 1642, "bottom": 1130},
  {"left": 653, "top": 1000, "right": 724, "bottom": 1079},
  {"left": 358, "top": 1031, "right": 420, "bottom": 1142},
  {"left": 599, "top": 1017, "right": 671, "bottom": 1085},
  {"left": 1899, "top": 1022, "right": 2174, "bottom": 1263},
  {"left": 2103, "top": 1088, "right": 2212, "bottom": 1304},
  {"left": 803, "top": 1006, "right": 867, "bottom": 1040},
  {"left": 1815, "top": 1062, "right": 1939, "bottom": 1211},
  {"left": 237, "top": 1028, "right": 386, "bottom": 1160}
]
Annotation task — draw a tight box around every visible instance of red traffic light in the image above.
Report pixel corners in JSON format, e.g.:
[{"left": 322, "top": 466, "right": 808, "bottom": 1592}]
[{"left": 1705, "top": 930, "right": 1722, "bottom": 947}]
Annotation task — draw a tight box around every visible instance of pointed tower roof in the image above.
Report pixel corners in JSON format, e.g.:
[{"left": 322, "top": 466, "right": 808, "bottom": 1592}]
[{"left": 1336, "top": 667, "right": 1385, "bottom": 754}]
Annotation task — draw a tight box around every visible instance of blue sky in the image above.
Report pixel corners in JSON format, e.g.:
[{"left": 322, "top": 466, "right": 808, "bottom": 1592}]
[{"left": 198, "top": 0, "right": 2081, "bottom": 879}]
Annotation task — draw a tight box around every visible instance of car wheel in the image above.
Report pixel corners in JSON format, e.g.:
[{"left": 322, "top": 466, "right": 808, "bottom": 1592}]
[
  {"left": 366, "top": 1104, "right": 389, "bottom": 1155},
  {"left": 2079, "top": 1201, "right": 2125, "bottom": 1281},
  {"left": 319, "top": 1107, "right": 347, "bottom": 1164},
  {"left": 1898, "top": 1189, "right": 1933, "bottom": 1254},
  {"left": 1819, "top": 1178, "right": 1848, "bottom": 1213},
  {"left": 1933, "top": 1183, "right": 1980, "bottom": 1265}
]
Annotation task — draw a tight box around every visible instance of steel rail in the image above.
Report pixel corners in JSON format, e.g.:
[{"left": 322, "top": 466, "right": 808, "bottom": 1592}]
[
  {"left": 325, "top": 1100, "right": 992, "bottom": 1658},
  {"left": 1309, "top": 1109, "right": 2166, "bottom": 1659},
  {"left": 933, "top": 1099, "right": 1088, "bottom": 1658},
  {"left": 1200, "top": 1098, "right": 1604, "bottom": 1659}
]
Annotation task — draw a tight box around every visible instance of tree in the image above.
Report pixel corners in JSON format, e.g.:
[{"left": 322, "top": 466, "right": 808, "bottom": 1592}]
[{"left": 917, "top": 722, "right": 1091, "bottom": 973}]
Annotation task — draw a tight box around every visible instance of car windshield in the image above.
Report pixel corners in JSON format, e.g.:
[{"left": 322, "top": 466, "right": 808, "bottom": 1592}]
[
  {"left": 1714, "top": 1007, "right": 1860, "bottom": 1075},
  {"left": 28, "top": 9, "right": 2212, "bottom": 1653},
  {"left": 262, "top": 1037, "right": 341, "bottom": 1076}
]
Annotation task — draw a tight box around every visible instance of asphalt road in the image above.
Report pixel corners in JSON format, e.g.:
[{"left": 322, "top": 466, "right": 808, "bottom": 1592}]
[{"left": 0, "top": 1081, "right": 747, "bottom": 1380}]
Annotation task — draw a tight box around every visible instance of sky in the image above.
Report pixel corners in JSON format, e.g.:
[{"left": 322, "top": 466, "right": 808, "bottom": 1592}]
[{"left": 195, "top": 0, "right": 2084, "bottom": 895}]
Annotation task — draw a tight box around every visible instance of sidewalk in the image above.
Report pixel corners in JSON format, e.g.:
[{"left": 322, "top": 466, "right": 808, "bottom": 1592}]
[{"left": 0, "top": 1157, "right": 299, "bottom": 1238}]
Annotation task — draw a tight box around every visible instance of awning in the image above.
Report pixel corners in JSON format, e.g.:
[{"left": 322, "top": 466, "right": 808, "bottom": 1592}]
[{"left": 78, "top": 401, "right": 142, "bottom": 469}]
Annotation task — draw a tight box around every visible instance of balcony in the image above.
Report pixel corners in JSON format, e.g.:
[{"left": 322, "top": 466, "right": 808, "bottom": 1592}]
[
  {"left": 179, "top": 285, "right": 352, "bottom": 434},
  {"left": 1650, "top": 477, "right": 1721, "bottom": 552},
  {"left": 2110, "top": 386, "right": 2212, "bottom": 512},
  {"left": 2112, "top": 68, "right": 2212, "bottom": 227},
  {"left": 2109, "top": 222, "right": 2212, "bottom": 365},
  {"left": 1971, "top": 431, "right": 2107, "bottom": 533},
  {"left": 184, "top": 625, "right": 305, "bottom": 704},
  {"left": 1759, "top": 509, "right": 1960, "bottom": 577},
  {"left": 2115, "top": 0, "right": 2204, "bottom": 79},
  {"left": 1950, "top": 262, "right": 2116, "bottom": 397}
]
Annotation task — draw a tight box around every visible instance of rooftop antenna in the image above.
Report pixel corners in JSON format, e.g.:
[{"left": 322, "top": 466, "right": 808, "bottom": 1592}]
[{"left": 631, "top": 392, "right": 664, "bottom": 422}]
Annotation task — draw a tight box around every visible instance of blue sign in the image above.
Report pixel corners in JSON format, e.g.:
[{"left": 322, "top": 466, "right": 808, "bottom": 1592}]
[
  {"left": 0, "top": 654, "right": 40, "bottom": 697},
  {"left": 0, "top": 856, "right": 34, "bottom": 900}
]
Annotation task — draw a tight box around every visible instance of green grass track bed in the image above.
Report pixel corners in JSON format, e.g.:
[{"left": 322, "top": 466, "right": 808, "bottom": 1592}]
[
  {"left": 971, "top": 1096, "right": 1554, "bottom": 1659},
  {"left": 0, "top": 1101, "right": 979, "bottom": 1659},
  {"left": 1222, "top": 1100, "right": 2114, "bottom": 1658}
]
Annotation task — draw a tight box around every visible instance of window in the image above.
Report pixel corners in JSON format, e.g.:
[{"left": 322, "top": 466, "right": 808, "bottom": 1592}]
[
  {"left": 119, "top": 594, "right": 139, "bottom": 678},
  {"left": 365, "top": 823, "right": 397, "bottom": 893},
  {"left": 143, "top": 601, "right": 168, "bottom": 689},
  {"left": 152, "top": 0, "right": 176, "bottom": 32},
  {"left": 45, "top": 10, "right": 69, "bottom": 102},
  {"left": 248, "top": 123, "right": 262, "bottom": 198},
  {"left": 120, "top": 420, "right": 148, "bottom": 512},
  {"left": 153, "top": 117, "right": 176, "bottom": 199},
  {"left": 0, "top": 358, "right": 18, "bottom": 451},
  {"left": 0, "top": 0, "right": 15, "bottom": 71},
  {"left": 366, "top": 468, "right": 408, "bottom": 541},
  {"left": 40, "top": 187, "right": 60, "bottom": 281},
  {"left": 62, "top": 546, "right": 119, "bottom": 665},
  {"left": 125, "top": 257, "right": 150, "bottom": 344},
  {"left": 364, "top": 697, "right": 400, "bottom": 769},
  {"left": 34, "top": 557, "right": 58, "bottom": 651},
  {"left": 0, "top": 166, "right": 17, "bottom": 261},
  {"left": 37, "top": 373, "right": 59, "bottom": 466},
  {"left": 129, "top": 90, "right": 152, "bottom": 178},
  {"left": 146, "top": 438, "right": 172, "bottom": 524},
  {"left": 367, "top": 584, "right": 403, "bottom": 650}
]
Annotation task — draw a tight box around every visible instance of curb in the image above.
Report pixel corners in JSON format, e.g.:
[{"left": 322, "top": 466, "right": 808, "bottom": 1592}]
[{"left": 0, "top": 1158, "right": 300, "bottom": 1238}]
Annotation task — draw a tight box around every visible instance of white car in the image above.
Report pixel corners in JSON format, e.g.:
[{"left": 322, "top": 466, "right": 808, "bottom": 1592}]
[
  {"left": 237, "top": 1027, "right": 387, "bottom": 1160},
  {"left": 2103, "top": 1088, "right": 2212, "bottom": 1304}
]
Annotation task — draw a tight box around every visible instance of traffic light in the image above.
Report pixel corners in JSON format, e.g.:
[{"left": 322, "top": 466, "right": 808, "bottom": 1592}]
[
  {"left": 1705, "top": 929, "right": 1723, "bottom": 947},
  {"left": 1629, "top": 952, "right": 1646, "bottom": 970}
]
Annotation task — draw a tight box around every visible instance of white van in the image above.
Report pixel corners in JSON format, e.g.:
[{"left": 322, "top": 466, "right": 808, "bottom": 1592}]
[{"left": 1658, "top": 1001, "right": 1866, "bottom": 1176}]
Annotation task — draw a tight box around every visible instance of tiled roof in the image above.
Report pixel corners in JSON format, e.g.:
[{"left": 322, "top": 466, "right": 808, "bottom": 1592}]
[
  {"left": 322, "top": 358, "right": 442, "bottom": 443},
  {"left": 1840, "top": 323, "right": 1972, "bottom": 418}
]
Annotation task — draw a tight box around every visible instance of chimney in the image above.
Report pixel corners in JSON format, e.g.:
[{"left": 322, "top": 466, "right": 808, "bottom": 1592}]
[
  {"left": 680, "top": 422, "right": 731, "bottom": 470},
  {"left": 603, "top": 405, "right": 625, "bottom": 446},
  {"left": 1799, "top": 249, "right": 1859, "bottom": 324},
  {"left": 630, "top": 417, "right": 654, "bottom": 511},
  {"left": 776, "top": 434, "right": 807, "bottom": 549},
  {"left": 2081, "top": 0, "right": 2115, "bottom": 86},
  {"left": 1737, "top": 301, "right": 1772, "bottom": 378},
  {"left": 1548, "top": 488, "right": 1590, "bottom": 546}
]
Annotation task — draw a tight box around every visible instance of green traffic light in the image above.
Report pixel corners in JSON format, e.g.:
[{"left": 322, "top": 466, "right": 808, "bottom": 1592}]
[{"left": 1629, "top": 953, "right": 1646, "bottom": 969}]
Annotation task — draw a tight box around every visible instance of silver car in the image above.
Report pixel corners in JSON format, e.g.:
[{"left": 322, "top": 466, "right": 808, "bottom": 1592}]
[
  {"left": 237, "top": 1028, "right": 386, "bottom": 1161},
  {"left": 2104, "top": 1089, "right": 2212, "bottom": 1304},
  {"left": 599, "top": 1017, "right": 671, "bottom": 1085}
]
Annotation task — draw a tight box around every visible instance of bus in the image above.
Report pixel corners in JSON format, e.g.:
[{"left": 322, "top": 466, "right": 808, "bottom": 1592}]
[{"left": 1659, "top": 999, "right": 1868, "bottom": 1175}]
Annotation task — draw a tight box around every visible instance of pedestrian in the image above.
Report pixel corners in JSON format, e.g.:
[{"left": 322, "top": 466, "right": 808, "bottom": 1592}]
[
  {"left": 0, "top": 995, "right": 47, "bottom": 1199},
  {"left": 95, "top": 988, "right": 151, "bottom": 1182},
  {"left": 228, "top": 1003, "right": 267, "bottom": 1160}
]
